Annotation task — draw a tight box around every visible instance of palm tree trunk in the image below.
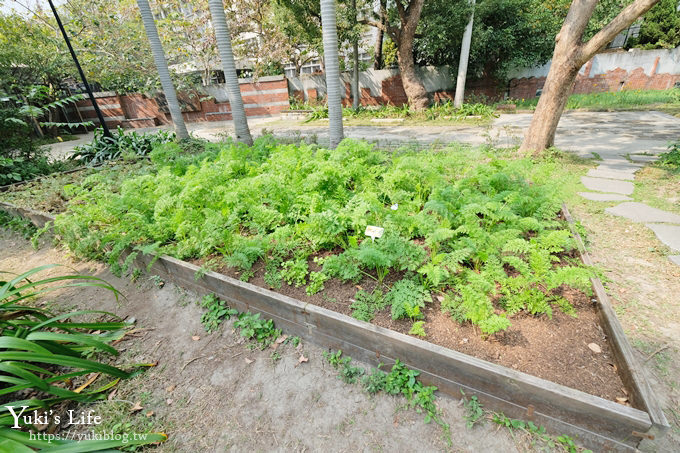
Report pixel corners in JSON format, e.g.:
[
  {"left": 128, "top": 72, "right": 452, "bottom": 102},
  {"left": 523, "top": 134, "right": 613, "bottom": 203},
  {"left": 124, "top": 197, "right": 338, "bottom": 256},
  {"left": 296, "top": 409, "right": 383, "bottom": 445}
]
[
  {"left": 320, "top": 0, "right": 344, "bottom": 149},
  {"left": 351, "top": 0, "right": 360, "bottom": 110},
  {"left": 208, "top": 0, "right": 253, "bottom": 146},
  {"left": 136, "top": 0, "right": 188, "bottom": 139},
  {"left": 453, "top": 0, "right": 475, "bottom": 108}
]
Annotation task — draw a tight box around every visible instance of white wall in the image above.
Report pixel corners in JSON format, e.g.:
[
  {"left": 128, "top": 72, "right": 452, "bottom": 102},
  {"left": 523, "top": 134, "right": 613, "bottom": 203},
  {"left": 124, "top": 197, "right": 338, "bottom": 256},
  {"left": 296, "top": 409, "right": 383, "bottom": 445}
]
[
  {"left": 286, "top": 66, "right": 454, "bottom": 99},
  {"left": 507, "top": 47, "right": 680, "bottom": 80}
]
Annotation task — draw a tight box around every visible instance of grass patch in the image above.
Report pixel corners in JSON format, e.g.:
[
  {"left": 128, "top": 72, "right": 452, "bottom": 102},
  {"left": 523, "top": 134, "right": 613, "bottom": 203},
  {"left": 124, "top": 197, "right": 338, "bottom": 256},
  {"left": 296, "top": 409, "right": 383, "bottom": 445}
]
[
  {"left": 303, "top": 102, "right": 496, "bottom": 126},
  {"left": 34, "top": 133, "right": 81, "bottom": 146},
  {"left": 511, "top": 88, "right": 680, "bottom": 112}
]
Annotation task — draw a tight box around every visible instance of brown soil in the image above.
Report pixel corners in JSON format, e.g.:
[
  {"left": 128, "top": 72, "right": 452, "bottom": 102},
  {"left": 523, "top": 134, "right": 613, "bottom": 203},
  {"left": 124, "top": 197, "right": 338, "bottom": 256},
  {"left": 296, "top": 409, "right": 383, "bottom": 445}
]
[
  {"left": 209, "top": 258, "right": 630, "bottom": 405},
  {"left": 1, "top": 230, "right": 525, "bottom": 452}
]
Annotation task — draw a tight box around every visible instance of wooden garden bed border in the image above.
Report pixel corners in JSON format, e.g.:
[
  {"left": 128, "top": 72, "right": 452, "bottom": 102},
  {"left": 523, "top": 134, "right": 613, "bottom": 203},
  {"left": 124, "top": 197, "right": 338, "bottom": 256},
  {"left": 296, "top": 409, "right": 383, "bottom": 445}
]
[{"left": 0, "top": 200, "right": 668, "bottom": 452}]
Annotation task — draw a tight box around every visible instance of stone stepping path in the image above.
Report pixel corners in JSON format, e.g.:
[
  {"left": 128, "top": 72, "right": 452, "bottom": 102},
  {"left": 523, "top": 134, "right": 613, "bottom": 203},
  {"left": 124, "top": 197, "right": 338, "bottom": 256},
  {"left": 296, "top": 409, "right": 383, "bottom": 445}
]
[
  {"left": 646, "top": 224, "right": 680, "bottom": 253},
  {"left": 586, "top": 169, "right": 635, "bottom": 181},
  {"left": 577, "top": 192, "right": 632, "bottom": 202},
  {"left": 581, "top": 176, "right": 634, "bottom": 195},
  {"left": 605, "top": 202, "right": 680, "bottom": 224},
  {"left": 578, "top": 156, "right": 680, "bottom": 266},
  {"left": 628, "top": 155, "right": 659, "bottom": 163}
]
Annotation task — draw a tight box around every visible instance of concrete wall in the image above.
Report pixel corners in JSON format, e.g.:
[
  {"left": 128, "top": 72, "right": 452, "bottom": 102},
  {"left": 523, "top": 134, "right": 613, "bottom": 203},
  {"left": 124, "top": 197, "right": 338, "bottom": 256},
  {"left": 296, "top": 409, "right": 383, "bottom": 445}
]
[
  {"left": 507, "top": 48, "right": 680, "bottom": 100},
  {"left": 287, "top": 66, "right": 457, "bottom": 106}
]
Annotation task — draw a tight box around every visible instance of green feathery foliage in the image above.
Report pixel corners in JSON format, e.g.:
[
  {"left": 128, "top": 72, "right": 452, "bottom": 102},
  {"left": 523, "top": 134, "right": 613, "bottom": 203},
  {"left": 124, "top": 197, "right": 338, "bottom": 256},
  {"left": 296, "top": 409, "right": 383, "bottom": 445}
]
[{"left": 51, "top": 138, "right": 592, "bottom": 335}]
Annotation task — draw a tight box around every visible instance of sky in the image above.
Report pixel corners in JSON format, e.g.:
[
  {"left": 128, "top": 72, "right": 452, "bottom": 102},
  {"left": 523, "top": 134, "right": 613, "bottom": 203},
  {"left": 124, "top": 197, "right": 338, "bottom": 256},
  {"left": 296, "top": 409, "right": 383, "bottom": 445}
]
[{"left": 0, "top": 0, "right": 66, "bottom": 16}]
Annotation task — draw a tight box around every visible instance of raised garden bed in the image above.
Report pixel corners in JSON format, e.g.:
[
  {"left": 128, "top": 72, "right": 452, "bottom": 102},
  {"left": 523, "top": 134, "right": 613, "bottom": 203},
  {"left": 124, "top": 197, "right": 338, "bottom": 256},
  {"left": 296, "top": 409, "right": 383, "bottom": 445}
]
[
  {"left": 0, "top": 140, "right": 669, "bottom": 450},
  {"left": 0, "top": 200, "right": 669, "bottom": 451}
]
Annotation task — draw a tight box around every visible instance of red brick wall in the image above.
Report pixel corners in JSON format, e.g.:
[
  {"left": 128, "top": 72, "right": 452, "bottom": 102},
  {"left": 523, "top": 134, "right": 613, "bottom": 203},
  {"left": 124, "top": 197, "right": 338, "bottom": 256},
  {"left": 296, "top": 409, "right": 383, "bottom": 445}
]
[
  {"left": 339, "top": 75, "right": 410, "bottom": 107},
  {"left": 76, "top": 78, "right": 290, "bottom": 129},
  {"left": 120, "top": 94, "right": 168, "bottom": 125},
  {"left": 508, "top": 67, "right": 680, "bottom": 100},
  {"left": 75, "top": 94, "right": 125, "bottom": 128},
  {"left": 337, "top": 73, "right": 505, "bottom": 107}
]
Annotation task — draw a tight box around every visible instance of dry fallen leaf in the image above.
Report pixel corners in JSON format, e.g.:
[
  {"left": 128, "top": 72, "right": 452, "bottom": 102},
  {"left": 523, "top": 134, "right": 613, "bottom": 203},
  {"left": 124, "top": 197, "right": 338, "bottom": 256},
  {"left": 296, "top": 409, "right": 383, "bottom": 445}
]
[
  {"left": 270, "top": 342, "right": 280, "bottom": 350},
  {"left": 192, "top": 336, "right": 200, "bottom": 341},
  {"left": 616, "top": 397, "right": 628, "bottom": 404},
  {"left": 130, "top": 402, "right": 143, "bottom": 413},
  {"left": 275, "top": 335, "right": 288, "bottom": 344},
  {"left": 74, "top": 372, "right": 100, "bottom": 394},
  {"left": 245, "top": 358, "right": 254, "bottom": 364},
  {"left": 588, "top": 343, "right": 602, "bottom": 353},
  {"left": 145, "top": 411, "right": 154, "bottom": 417},
  {"left": 165, "top": 384, "right": 175, "bottom": 393},
  {"left": 108, "top": 389, "right": 117, "bottom": 401},
  {"left": 436, "top": 294, "right": 445, "bottom": 303},
  {"left": 295, "top": 354, "right": 308, "bottom": 367}
]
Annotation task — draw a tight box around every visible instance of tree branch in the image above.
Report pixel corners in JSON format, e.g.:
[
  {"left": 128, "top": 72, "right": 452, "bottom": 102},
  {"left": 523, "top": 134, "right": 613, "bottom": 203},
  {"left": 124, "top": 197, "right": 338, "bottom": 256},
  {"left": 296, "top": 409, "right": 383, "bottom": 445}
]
[
  {"left": 359, "top": 18, "right": 397, "bottom": 41},
  {"left": 580, "top": 0, "right": 659, "bottom": 63},
  {"left": 395, "top": 0, "right": 407, "bottom": 25},
  {"left": 360, "top": 18, "right": 386, "bottom": 32}
]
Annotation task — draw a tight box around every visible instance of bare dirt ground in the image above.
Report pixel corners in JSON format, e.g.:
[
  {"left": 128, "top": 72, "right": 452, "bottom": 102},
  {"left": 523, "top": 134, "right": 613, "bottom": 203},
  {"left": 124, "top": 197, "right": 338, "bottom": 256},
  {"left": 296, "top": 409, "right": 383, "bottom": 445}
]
[
  {"left": 0, "top": 230, "right": 526, "bottom": 452},
  {"left": 569, "top": 201, "right": 680, "bottom": 452}
]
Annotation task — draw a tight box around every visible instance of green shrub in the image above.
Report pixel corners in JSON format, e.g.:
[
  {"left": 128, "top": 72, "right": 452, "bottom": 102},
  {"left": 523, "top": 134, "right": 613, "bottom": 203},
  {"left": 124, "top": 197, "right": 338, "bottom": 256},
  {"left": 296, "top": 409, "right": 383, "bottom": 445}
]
[
  {"left": 387, "top": 279, "right": 431, "bottom": 320},
  {"left": 0, "top": 107, "right": 71, "bottom": 186},
  {"left": 350, "top": 289, "right": 386, "bottom": 322},
  {"left": 53, "top": 138, "right": 592, "bottom": 336},
  {"left": 0, "top": 264, "right": 166, "bottom": 450},
  {"left": 70, "top": 127, "right": 175, "bottom": 165},
  {"left": 658, "top": 141, "right": 680, "bottom": 170}
]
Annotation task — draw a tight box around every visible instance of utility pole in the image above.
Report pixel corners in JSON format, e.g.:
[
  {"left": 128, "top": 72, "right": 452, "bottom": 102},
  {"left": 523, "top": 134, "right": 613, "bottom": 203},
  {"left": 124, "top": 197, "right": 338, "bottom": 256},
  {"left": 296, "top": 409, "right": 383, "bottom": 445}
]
[
  {"left": 454, "top": 0, "right": 475, "bottom": 108},
  {"left": 47, "top": 0, "right": 112, "bottom": 138}
]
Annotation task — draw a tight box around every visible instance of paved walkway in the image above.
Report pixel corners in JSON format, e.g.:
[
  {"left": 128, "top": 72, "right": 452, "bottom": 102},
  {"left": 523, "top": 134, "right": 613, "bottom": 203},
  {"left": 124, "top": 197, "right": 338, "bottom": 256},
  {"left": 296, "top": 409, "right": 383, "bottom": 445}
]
[{"left": 562, "top": 112, "right": 680, "bottom": 266}]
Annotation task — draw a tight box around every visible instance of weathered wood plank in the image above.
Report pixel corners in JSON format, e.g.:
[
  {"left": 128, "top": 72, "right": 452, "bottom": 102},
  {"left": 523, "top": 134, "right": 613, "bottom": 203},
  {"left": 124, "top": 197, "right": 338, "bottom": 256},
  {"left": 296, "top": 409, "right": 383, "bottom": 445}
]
[
  {"left": 147, "top": 252, "right": 651, "bottom": 450},
  {"left": 562, "top": 203, "right": 669, "bottom": 447},
  {"left": 0, "top": 201, "right": 54, "bottom": 229}
]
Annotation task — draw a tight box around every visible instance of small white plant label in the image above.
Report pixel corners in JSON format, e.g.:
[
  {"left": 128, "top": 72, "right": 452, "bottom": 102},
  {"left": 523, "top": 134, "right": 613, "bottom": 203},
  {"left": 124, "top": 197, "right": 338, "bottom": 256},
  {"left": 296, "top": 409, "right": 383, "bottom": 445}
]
[
  {"left": 365, "top": 225, "right": 384, "bottom": 242},
  {"left": 390, "top": 203, "right": 398, "bottom": 210}
]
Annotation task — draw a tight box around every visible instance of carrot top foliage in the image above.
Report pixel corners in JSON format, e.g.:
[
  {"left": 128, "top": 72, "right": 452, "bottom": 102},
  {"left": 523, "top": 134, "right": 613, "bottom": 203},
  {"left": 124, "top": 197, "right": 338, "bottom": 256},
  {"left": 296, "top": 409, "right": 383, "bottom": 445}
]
[{"left": 54, "top": 138, "right": 592, "bottom": 335}]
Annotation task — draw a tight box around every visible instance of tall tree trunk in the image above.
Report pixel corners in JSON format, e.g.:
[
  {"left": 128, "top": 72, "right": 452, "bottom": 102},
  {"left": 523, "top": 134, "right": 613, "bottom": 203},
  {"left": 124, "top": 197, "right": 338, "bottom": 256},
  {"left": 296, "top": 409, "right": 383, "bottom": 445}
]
[
  {"left": 454, "top": 0, "right": 475, "bottom": 108},
  {"left": 136, "top": 0, "right": 188, "bottom": 139},
  {"left": 373, "top": 0, "right": 386, "bottom": 70},
  {"left": 395, "top": 0, "right": 428, "bottom": 109},
  {"left": 374, "top": 28, "right": 384, "bottom": 70},
  {"left": 351, "top": 0, "right": 360, "bottom": 109},
  {"left": 397, "top": 36, "right": 428, "bottom": 109},
  {"left": 352, "top": 39, "right": 360, "bottom": 109},
  {"left": 320, "top": 0, "right": 344, "bottom": 149},
  {"left": 208, "top": 0, "right": 253, "bottom": 146},
  {"left": 520, "top": 0, "right": 659, "bottom": 152}
]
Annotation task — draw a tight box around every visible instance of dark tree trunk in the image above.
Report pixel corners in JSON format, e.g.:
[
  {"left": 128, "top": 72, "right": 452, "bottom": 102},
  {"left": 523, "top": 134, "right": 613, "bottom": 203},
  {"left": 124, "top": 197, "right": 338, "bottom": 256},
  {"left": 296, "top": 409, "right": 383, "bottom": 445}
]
[
  {"left": 395, "top": 0, "right": 428, "bottom": 109},
  {"left": 374, "top": 0, "right": 386, "bottom": 70},
  {"left": 397, "top": 34, "right": 428, "bottom": 109},
  {"left": 374, "top": 28, "right": 384, "bottom": 70}
]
